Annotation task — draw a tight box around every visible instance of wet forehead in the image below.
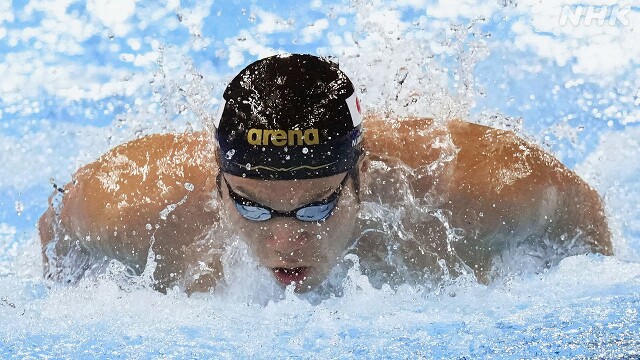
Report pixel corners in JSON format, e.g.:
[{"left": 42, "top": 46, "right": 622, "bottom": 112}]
[{"left": 224, "top": 173, "right": 346, "bottom": 210}]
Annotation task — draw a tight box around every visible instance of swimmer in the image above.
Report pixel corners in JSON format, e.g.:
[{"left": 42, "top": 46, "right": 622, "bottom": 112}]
[{"left": 38, "top": 54, "right": 612, "bottom": 293}]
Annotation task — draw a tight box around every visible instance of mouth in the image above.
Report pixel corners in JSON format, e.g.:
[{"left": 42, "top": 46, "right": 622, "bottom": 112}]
[{"left": 271, "top": 267, "right": 310, "bottom": 285}]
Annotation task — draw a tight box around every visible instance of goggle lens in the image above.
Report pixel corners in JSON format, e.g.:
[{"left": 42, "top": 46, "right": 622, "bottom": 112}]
[{"left": 234, "top": 204, "right": 272, "bottom": 221}]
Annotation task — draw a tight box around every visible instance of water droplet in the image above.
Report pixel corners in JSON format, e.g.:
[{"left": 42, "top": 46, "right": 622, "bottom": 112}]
[
  {"left": 246, "top": 163, "right": 252, "bottom": 170},
  {"left": 14, "top": 201, "right": 24, "bottom": 216},
  {"left": 145, "top": 224, "right": 153, "bottom": 230},
  {"left": 302, "top": 147, "right": 309, "bottom": 154},
  {"left": 184, "top": 182, "right": 194, "bottom": 191},
  {"left": 226, "top": 149, "right": 235, "bottom": 159},
  {"left": 395, "top": 67, "right": 408, "bottom": 84}
]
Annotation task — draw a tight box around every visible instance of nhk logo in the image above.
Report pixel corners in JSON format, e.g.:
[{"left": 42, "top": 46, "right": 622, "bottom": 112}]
[
  {"left": 559, "top": 5, "right": 631, "bottom": 26},
  {"left": 247, "top": 128, "right": 320, "bottom": 146}
]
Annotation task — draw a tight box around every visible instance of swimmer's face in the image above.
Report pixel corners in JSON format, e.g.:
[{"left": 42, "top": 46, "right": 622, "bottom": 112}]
[{"left": 220, "top": 172, "right": 360, "bottom": 292}]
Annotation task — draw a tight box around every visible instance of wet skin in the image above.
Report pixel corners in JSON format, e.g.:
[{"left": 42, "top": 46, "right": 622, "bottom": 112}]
[{"left": 38, "top": 116, "right": 613, "bottom": 293}]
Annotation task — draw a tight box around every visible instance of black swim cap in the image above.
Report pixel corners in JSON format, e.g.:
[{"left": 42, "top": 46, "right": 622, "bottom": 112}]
[{"left": 214, "top": 54, "right": 363, "bottom": 180}]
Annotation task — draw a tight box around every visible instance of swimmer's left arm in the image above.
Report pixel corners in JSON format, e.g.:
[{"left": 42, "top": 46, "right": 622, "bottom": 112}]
[{"left": 445, "top": 120, "right": 612, "bottom": 275}]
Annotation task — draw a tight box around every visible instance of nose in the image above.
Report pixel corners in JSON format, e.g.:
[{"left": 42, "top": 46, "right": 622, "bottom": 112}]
[{"left": 266, "top": 220, "right": 309, "bottom": 255}]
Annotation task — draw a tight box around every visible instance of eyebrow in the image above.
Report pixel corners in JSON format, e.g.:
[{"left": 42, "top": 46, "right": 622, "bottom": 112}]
[{"left": 232, "top": 185, "right": 262, "bottom": 202}]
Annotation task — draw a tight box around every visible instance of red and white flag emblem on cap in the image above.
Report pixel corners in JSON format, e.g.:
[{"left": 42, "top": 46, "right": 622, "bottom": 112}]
[{"left": 346, "top": 92, "right": 362, "bottom": 127}]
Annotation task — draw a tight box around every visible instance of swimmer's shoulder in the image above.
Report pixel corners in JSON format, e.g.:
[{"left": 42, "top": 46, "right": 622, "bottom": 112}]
[
  {"left": 361, "top": 115, "right": 583, "bottom": 202},
  {"left": 362, "top": 114, "right": 448, "bottom": 168},
  {"left": 445, "top": 119, "right": 576, "bottom": 192},
  {"left": 362, "top": 114, "right": 567, "bottom": 177},
  {"left": 446, "top": 120, "right": 608, "bottom": 230},
  {"left": 70, "top": 131, "right": 217, "bottom": 196},
  {"left": 60, "top": 131, "right": 218, "bottom": 231}
]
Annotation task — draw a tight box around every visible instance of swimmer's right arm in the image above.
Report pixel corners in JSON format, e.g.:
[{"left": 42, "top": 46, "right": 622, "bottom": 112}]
[{"left": 38, "top": 132, "right": 224, "bottom": 292}]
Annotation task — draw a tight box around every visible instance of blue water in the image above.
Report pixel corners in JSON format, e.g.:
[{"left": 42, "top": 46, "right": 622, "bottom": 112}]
[{"left": 1, "top": 0, "right": 639, "bottom": 357}]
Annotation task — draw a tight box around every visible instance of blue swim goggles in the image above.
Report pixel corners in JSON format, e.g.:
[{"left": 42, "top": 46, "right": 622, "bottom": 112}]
[{"left": 223, "top": 174, "right": 349, "bottom": 222}]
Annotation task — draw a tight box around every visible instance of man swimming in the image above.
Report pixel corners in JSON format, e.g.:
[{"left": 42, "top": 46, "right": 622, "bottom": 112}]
[{"left": 38, "top": 54, "right": 612, "bottom": 293}]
